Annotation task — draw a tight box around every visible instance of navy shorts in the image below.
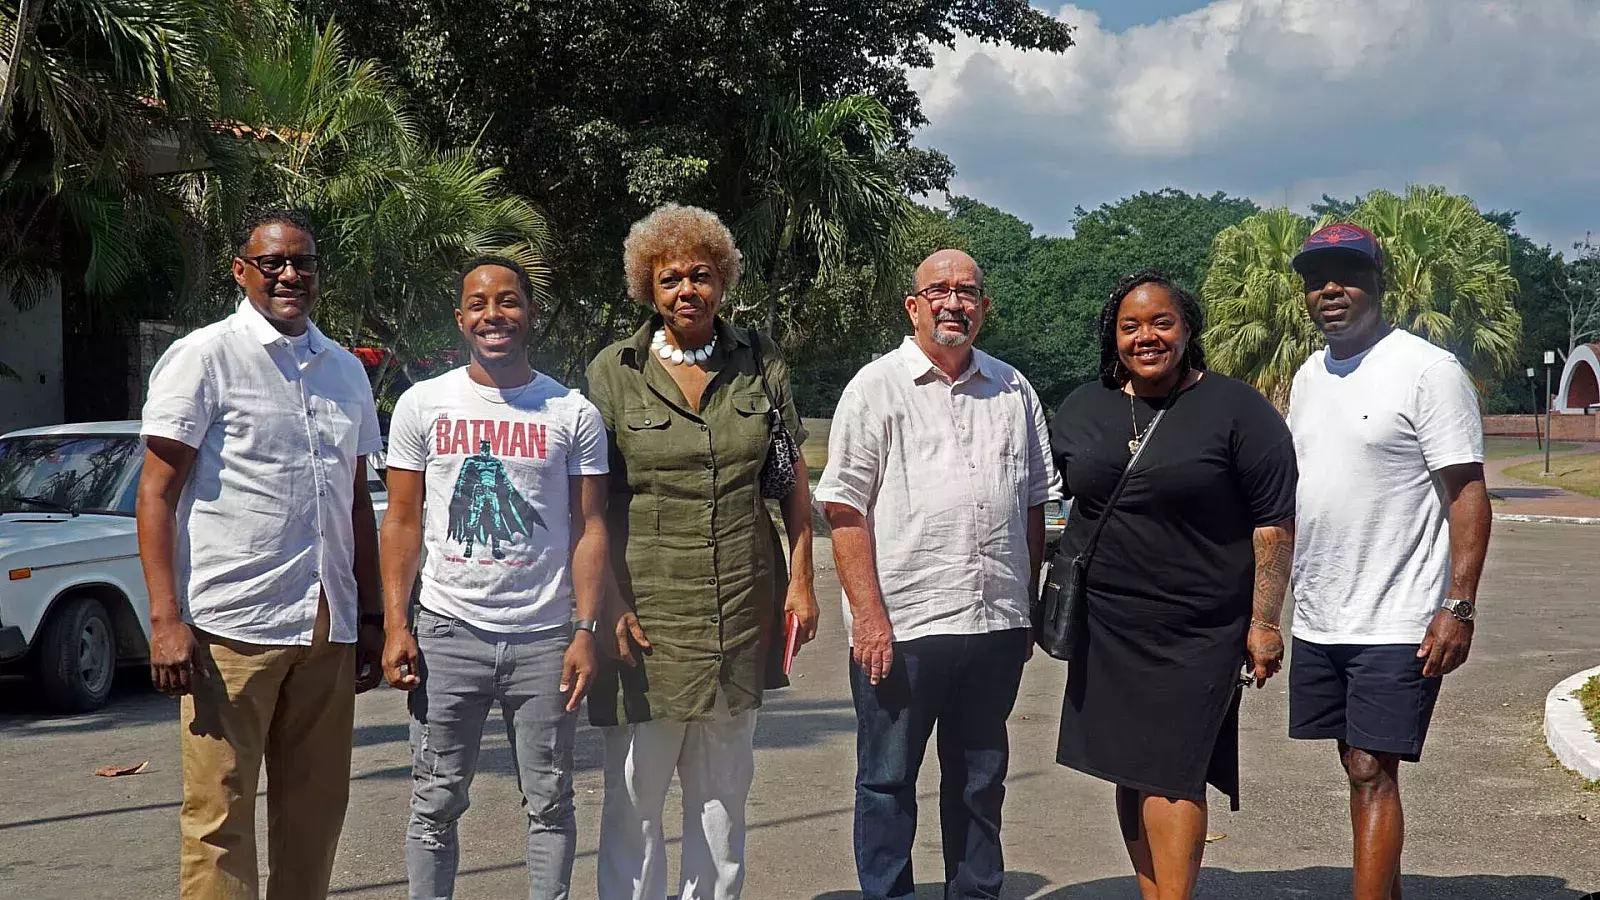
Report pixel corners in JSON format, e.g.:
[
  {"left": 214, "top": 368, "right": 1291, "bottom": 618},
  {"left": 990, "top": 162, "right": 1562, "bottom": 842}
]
[{"left": 1288, "top": 637, "right": 1443, "bottom": 762}]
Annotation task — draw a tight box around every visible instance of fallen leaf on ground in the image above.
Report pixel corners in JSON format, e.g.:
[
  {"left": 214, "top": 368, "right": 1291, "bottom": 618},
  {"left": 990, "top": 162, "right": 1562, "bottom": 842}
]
[
  {"left": 94, "top": 761, "right": 149, "bottom": 778},
  {"left": 1204, "top": 833, "right": 1227, "bottom": 843}
]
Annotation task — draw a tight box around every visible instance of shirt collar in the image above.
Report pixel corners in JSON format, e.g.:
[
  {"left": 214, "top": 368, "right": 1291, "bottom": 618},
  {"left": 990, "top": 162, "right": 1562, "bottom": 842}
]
[
  {"left": 620, "top": 314, "right": 750, "bottom": 369},
  {"left": 235, "top": 296, "right": 331, "bottom": 355},
  {"left": 897, "top": 336, "right": 987, "bottom": 384}
]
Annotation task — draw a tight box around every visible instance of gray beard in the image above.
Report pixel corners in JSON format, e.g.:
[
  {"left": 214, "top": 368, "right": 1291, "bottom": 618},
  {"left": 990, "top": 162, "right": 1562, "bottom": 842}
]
[{"left": 932, "top": 328, "right": 968, "bottom": 347}]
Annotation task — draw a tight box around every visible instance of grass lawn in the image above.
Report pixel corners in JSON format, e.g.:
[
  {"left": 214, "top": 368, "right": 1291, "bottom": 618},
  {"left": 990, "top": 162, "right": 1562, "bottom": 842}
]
[
  {"left": 1504, "top": 452, "right": 1600, "bottom": 498},
  {"left": 1579, "top": 675, "right": 1600, "bottom": 736},
  {"left": 1484, "top": 436, "right": 1580, "bottom": 461}
]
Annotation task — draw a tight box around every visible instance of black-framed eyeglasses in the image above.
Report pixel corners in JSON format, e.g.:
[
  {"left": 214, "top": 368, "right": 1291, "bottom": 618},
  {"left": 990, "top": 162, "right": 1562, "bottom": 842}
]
[
  {"left": 240, "top": 254, "right": 320, "bottom": 276},
  {"left": 915, "top": 284, "right": 982, "bottom": 305}
]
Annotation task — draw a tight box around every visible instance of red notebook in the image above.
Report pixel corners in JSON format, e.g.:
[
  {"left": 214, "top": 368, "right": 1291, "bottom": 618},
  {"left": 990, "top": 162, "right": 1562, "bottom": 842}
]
[{"left": 781, "top": 612, "right": 801, "bottom": 675}]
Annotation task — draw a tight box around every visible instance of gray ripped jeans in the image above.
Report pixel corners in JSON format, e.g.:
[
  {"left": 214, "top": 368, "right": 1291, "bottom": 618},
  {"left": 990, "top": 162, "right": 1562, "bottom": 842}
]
[{"left": 406, "top": 607, "right": 577, "bottom": 900}]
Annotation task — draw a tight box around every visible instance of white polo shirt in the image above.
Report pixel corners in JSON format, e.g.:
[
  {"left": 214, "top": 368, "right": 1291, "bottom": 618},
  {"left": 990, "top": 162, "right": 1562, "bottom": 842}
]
[
  {"left": 141, "top": 298, "right": 383, "bottom": 645},
  {"left": 815, "top": 337, "right": 1061, "bottom": 643}
]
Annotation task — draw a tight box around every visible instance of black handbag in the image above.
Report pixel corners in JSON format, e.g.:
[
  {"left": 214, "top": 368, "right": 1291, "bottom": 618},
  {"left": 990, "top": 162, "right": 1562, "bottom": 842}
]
[
  {"left": 749, "top": 329, "right": 800, "bottom": 500},
  {"left": 1032, "top": 397, "right": 1173, "bottom": 661}
]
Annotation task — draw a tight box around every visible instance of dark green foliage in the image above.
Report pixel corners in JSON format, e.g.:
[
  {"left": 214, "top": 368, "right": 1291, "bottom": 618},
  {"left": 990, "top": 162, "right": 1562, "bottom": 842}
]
[{"left": 305, "top": 0, "right": 1075, "bottom": 381}]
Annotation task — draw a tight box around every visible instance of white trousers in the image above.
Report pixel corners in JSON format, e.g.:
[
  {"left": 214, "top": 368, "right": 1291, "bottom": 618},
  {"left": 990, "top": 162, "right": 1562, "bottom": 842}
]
[{"left": 596, "top": 693, "right": 758, "bottom": 900}]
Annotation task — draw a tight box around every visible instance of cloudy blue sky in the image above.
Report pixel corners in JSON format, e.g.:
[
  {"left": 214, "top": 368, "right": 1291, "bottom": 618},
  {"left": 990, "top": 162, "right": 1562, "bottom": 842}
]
[{"left": 912, "top": 1, "right": 1600, "bottom": 251}]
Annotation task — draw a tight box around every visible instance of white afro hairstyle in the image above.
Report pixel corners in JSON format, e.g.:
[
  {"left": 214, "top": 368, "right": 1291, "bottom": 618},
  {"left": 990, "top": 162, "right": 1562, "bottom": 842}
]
[{"left": 622, "top": 203, "right": 743, "bottom": 303}]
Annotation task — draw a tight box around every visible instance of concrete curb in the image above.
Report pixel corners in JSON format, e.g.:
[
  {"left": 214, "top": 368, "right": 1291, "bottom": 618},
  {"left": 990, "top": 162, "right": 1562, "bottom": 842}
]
[
  {"left": 1494, "top": 514, "right": 1600, "bottom": 526},
  {"left": 1544, "top": 664, "right": 1600, "bottom": 782}
]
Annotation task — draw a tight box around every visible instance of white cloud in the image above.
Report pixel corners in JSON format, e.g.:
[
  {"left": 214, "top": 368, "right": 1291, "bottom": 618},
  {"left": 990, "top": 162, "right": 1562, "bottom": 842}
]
[{"left": 911, "top": 0, "right": 1600, "bottom": 248}]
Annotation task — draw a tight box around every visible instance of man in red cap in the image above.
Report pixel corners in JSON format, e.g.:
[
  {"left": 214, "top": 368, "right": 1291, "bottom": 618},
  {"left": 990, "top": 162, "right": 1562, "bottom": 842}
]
[{"left": 1285, "top": 223, "right": 1491, "bottom": 900}]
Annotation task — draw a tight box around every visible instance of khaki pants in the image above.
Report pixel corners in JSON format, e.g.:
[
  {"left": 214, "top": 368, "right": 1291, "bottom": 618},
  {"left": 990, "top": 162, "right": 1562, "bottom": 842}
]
[{"left": 179, "top": 603, "right": 355, "bottom": 900}]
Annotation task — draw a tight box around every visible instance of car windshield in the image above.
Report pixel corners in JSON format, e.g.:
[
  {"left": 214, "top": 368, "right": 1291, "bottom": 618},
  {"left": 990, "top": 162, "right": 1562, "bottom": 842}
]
[{"left": 0, "top": 435, "right": 142, "bottom": 515}]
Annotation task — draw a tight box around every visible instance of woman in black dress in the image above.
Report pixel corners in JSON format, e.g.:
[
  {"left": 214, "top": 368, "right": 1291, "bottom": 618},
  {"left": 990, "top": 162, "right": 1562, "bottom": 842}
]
[{"left": 1050, "top": 269, "right": 1297, "bottom": 900}]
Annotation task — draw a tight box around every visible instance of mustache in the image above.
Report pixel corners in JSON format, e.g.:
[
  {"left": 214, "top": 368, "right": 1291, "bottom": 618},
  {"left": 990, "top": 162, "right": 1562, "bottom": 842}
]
[{"left": 935, "top": 310, "right": 971, "bottom": 327}]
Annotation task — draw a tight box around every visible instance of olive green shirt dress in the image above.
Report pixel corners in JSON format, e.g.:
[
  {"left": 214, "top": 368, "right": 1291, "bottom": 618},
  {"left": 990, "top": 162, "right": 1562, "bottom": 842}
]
[{"left": 585, "top": 316, "right": 807, "bottom": 725}]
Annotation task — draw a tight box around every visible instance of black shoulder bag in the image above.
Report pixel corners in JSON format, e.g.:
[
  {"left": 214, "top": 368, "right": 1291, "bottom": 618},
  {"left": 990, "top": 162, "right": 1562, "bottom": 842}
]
[
  {"left": 1032, "top": 395, "right": 1174, "bottom": 661},
  {"left": 749, "top": 329, "right": 801, "bottom": 500}
]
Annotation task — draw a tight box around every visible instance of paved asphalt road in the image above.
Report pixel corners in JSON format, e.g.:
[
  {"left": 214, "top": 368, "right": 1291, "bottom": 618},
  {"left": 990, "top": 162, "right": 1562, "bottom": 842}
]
[{"left": 2, "top": 523, "right": 1598, "bottom": 899}]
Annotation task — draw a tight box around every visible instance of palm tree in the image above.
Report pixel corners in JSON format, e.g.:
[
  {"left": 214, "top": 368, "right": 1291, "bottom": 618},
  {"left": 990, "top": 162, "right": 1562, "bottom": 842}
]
[
  {"left": 237, "top": 20, "right": 552, "bottom": 401},
  {"left": 1204, "top": 188, "right": 1522, "bottom": 404},
  {"left": 735, "top": 93, "right": 913, "bottom": 341},
  {"left": 1352, "top": 186, "right": 1521, "bottom": 383},
  {"left": 1201, "top": 207, "right": 1321, "bottom": 407},
  {"left": 0, "top": 0, "right": 242, "bottom": 376}
]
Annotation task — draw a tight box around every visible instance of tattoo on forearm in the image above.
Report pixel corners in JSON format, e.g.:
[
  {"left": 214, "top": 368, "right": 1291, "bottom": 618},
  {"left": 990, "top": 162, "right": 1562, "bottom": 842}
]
[{"left": 1251, "top": 524, "right": 1294, "bottom": 624}]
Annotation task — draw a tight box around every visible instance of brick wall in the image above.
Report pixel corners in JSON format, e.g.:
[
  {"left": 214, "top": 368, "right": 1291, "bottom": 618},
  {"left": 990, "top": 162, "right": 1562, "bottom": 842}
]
[{"left": 1483, "top": 414, "right": 1600, "bottom": 441}]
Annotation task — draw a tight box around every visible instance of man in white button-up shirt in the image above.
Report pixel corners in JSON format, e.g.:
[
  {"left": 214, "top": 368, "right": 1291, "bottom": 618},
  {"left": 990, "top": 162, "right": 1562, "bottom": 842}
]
[
  {"left": 136, "top": 209, "right": 384, "bottom": 900},
  {"left": 817, "top": 249, "right": 1060, "bottom": 900}
]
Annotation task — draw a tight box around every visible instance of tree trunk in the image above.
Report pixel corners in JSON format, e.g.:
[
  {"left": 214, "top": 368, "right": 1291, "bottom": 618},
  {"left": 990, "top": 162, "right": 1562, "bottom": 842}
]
[
  {"left": 764, "top": 207, "right": 798, "bottom": 338},
  {"left": 0, "top": 0, "right": 41, "bottom": 138}
]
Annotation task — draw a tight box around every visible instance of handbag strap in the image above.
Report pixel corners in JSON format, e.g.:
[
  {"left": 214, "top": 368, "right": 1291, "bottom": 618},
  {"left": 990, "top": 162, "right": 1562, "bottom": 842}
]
[
  {"left": 749, "top": 328, "right": 779, "bottom": 420},
  {"left": 1078, "top": 384, "right": 1180, "bottom": 562}
]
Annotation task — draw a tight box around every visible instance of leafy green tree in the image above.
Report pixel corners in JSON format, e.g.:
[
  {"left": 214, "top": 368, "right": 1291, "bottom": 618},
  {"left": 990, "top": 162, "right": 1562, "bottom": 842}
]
[
  {"left": 1201, "top": 207, "right": 1319, "bottom": 407},
  {"left": 735, "top": 94, "right": 912, "bottom": 340},
  {"left": 1352, "top": 186, "right": 1521, "bottom": 383},
  {"left": 940, "top": 190, "right": 1258, "bottom": 409},
  {"left": 236, "top": 19, "right": 552, "bottom": 400},
  {"left": 1205, "top": 186, "right": 1522, "bottom": 405},
  {"left": 0, "top": 0, "right": 250, "bottom": 376},
  {"left": 306, "top": 0, "right": 1075, "bottom": 379}
]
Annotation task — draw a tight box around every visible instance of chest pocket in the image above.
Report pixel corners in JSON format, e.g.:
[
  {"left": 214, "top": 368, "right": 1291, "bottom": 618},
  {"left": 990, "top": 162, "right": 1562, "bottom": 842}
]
[
  {"left": 317, "top": 396, "right": 359, "bottom": 457},
  {"left": 730, "top": 390, "right": 773, "bottom": 455},
  {"left": 622, "top": 400, "right": 673, "bottom": 475}
]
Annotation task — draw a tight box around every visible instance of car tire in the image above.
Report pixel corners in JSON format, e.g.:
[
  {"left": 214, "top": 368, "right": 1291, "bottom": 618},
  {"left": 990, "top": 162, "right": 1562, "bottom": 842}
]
[{"left": 35, "top": 596, "right": 117, "bottom": 713}]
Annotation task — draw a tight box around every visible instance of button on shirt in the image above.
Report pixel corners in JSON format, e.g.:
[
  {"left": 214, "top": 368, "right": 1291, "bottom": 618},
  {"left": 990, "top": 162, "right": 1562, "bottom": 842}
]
[
  {"left": 140, "top": 299, "right": 383, "bottom": 645},
  {"left": 816, "top": 338, "right": 1060, "bottom": 643}
]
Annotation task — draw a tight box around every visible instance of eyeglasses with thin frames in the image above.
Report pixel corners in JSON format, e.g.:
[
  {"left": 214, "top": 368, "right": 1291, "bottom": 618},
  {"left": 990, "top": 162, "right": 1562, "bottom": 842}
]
[
  {"left": 239, "top": 254, "right": 320, "bottom": 276},
  {"left": 914, "top": 284, "right": 982, "bottom": 306}
]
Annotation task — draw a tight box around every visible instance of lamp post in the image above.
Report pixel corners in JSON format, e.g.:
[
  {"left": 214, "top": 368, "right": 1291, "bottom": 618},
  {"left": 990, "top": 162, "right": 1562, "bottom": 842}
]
[
  {"left": 1527, "top": 366, "right": 1541, "bottom": 450},
  {"left": 1543, "top": 350, "right": 1557, "bottom": 477}
]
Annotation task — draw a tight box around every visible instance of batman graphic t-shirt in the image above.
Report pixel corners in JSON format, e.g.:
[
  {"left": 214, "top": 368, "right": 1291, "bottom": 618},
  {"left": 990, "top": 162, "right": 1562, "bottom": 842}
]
[{"left": 386, "top": 367, "right": 609, "bottom": 632}]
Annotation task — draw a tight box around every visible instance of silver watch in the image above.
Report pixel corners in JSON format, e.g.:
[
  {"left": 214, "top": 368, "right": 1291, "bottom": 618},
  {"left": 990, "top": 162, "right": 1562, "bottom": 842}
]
[
  {"left": 572, "top": 618, "right": 599, "bottom": 634},
  {"left": 1442, "top": 598, "right": 1476, "bottom": 622}
]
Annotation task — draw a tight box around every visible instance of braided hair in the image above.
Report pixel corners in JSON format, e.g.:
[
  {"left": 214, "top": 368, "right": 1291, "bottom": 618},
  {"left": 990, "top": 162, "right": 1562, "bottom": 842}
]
[{"left": 1096, "top": 268, "right": 1207, "bottom": 388}]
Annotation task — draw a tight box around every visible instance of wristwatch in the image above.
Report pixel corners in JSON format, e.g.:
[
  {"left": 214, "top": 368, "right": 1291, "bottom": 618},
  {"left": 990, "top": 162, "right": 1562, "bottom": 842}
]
[
  {"left": 1441, "top": 598, "right": 1476, "bottom": 622},
  {"left": 572, "top": 618, "right": 599, "bottom": 635}
]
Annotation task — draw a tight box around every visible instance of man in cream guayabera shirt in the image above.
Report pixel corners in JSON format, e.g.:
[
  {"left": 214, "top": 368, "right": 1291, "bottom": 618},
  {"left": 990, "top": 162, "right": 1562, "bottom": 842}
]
[
  {"left": 816, "top": 249, "right": 1060, "bottom": 900},
  {"left": 137, "top": 209, "right": 385, "bottom": 900}
]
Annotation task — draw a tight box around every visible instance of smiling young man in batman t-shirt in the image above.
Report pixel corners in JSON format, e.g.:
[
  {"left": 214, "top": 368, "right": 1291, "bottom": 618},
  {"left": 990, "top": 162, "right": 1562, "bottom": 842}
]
[{"left": 378, "top": 256, "right": 610, "bottom": 900}]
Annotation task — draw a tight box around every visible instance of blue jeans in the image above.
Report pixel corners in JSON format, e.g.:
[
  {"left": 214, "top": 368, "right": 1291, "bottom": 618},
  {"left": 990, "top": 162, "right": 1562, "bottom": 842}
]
[
  {"left": 851, "top": 628, "right": 1029, "bottom": 900},
  {"left": 405, "top": 607, "right": 577, "bottom": 900}
]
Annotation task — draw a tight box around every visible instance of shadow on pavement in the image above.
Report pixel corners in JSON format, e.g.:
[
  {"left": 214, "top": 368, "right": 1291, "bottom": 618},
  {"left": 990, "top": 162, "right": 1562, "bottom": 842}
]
[
  {"left": 0, "top": 798, "right": 181, "bottom": 832},
  {"left": 348, "top": 696, "right": 857, "bottom": 781},
  {"left": 814, "top": 868, "right": 1592, "bottom": 899},
  {"left": 0, "top": 671, "right": 172, "bottom": 733}
]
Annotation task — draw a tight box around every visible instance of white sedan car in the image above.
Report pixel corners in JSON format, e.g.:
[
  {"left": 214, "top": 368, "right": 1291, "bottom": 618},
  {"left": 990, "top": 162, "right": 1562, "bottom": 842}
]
[{"left": 0, "top": 421, "right": 387, "bottom": 712}]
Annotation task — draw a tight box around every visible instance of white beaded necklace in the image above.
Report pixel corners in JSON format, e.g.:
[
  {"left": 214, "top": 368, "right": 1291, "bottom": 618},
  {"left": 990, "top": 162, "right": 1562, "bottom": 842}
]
[{"left": 652, "top": 328, "right": 716, "bottom": 366}]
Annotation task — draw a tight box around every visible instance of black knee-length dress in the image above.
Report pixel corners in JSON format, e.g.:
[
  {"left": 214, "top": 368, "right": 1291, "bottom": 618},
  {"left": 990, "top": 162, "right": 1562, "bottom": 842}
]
[{"left": 1049, "top": 374, "right": 1296, "bottom": 807}]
